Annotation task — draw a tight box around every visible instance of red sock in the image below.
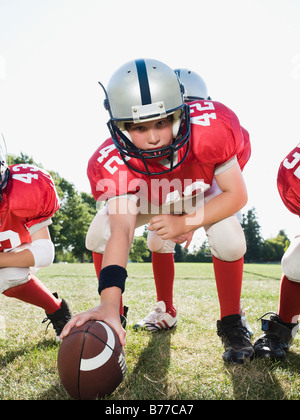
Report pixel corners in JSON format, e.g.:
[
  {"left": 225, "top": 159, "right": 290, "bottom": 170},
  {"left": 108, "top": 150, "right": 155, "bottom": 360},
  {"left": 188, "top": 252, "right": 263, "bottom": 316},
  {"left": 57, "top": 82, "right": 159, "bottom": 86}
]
[
  {"left": 152, "top": 252, "right": 176, "bottom": 317},
  {"left": 278, "top": 275, "right": 300, "bottom": 323},
  {"left": 213, "top": 256, "right": 243, "bottom": 319},
  {"left": 92, "top": 252, "right": 124, "bottom": 316},
  {"left": 92, "top": 252, "right": 103, "bottom": 278},
  {"left": 3, "top": 275, "right": 61, "bottom": 314}
]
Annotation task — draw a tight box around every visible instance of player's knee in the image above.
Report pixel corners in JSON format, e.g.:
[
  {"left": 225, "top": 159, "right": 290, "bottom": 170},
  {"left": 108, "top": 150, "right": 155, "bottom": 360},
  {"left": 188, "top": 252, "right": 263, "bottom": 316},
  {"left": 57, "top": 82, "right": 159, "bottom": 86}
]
[
  {"left": 85, "top": 209, "right": 110, "bottom": 253},
  {"left": 213, "top": 239, "right": 246, "bottom": 261},
  {"left": 85, "top": 230, "right": 107, "bottom": 253},
  {"left": 0, "top": 267, "right": 31, "bottom": 294},
  {"left": 206, "top": 216, "right": 246, "bottom": 262},
  {"left": 86, "top": 228, "right": 101, "bottom": 252},
  {"left": 147, "top": 231, "right": 175, "bottom": 253},
  {"left": 281, "top": 236, "right": 300, "bottom": 283}
]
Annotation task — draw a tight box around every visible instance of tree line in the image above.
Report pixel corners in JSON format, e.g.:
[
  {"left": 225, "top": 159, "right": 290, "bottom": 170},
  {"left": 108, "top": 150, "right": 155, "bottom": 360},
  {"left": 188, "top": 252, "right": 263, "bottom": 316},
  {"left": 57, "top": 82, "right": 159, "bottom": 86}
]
[{"left": 8, "top": 154, "right": 289, "bottom": 263}]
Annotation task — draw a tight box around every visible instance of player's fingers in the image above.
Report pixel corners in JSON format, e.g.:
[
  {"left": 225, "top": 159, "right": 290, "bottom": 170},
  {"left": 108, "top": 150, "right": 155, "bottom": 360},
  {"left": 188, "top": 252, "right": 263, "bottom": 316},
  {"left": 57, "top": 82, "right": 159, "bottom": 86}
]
[
  {"left": 60, "top": 312, "right": 91, "bottom": 339},
  {"left": 118, "top": 328, "right": 126, "bottom": 347},
  {"left": 161, "top": 233, "right": 172, "bottom": 240},
  {"left": 148, "top": 215, "right": 164, "bottom": 228},
  {"left": 171, "top": 235, "right": 186, "bottom": 244},
  {"left": 148, "top": 222, "right": 164, "bottom": 232},
  {"left": 184, "top": 237, "right": 192, "bottom": 249},
  {"left": 60, "top": 317, "right": 77, "bottom": 339}
]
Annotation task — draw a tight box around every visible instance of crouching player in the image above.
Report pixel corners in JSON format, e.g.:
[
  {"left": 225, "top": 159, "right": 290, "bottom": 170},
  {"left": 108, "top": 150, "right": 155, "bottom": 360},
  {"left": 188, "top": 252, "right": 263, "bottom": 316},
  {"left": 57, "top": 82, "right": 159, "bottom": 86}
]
[
  {"left": 0, "top": 134, "right": 71, "bottom": 340},
  {"left": 254, "top": 143, "right": 300, "bottom": 360},
  {"left": 61, "top": 58, "right": 253, "bottom": 364}
]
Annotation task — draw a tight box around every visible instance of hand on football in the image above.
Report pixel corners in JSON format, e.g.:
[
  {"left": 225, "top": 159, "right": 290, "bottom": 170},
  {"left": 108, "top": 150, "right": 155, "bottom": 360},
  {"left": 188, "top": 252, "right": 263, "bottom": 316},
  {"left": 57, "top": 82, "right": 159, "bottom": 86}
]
[{"left": 60, "top": 304, "right": 126, "bottom": 346}]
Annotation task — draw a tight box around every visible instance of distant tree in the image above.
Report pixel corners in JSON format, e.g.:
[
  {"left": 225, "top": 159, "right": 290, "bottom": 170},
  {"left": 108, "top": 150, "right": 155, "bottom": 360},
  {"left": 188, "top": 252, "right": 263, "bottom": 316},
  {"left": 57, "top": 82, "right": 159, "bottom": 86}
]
[
  {"left": 129, "top": 236, "right": 150, "bottom": 262},
  {"left": 241, "top": 207, "right": 264, "bottom": 262},
  {"left": 174, "top": 243, "right": 189, "bottom": 262},
  {"left": 185, "top": 240, "right": 212, "bottom": 262},
  {"left": 7, "top": 152, "right": 37, "bottom": 166},
  {"left": 261, "top": 230, "right": 290, "bottom": 262}
]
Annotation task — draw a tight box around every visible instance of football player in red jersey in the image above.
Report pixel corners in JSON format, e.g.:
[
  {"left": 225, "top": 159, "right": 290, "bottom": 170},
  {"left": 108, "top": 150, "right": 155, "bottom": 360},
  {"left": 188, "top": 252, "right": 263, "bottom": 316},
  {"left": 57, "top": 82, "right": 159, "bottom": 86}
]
[
  {"left": 133, "top": 68, "right": 253, "bottom": 337},
  {"left": 0, "top": 134, "right": 71, "bottom": 340},
  {"left": 61, "top": 59, "right": 253, "bottom": 363},
  {"left": 254, "top": 144, "right": 300, "bottom": 360}
]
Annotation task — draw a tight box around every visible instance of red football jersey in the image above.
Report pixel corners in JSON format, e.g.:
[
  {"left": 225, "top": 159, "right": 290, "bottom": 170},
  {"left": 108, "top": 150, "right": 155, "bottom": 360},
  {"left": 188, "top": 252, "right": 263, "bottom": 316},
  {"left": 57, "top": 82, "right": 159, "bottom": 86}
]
[
  {"left": 277, "top": 143, "right": 300, "bottom": 216},
  {"left": 238, "top": 127, "right": 251, "bottom": 172},
  {"left": 87, "top": 100, "right": 249, "bottom": 207},
  {"left": 0, "top": 164, "right": 59, "bottom": 252}
]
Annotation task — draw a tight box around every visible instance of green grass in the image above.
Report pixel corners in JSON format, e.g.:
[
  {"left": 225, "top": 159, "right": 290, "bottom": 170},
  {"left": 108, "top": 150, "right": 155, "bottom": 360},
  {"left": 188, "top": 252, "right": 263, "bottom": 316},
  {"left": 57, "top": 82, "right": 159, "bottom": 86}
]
[{"left": 0, "top": 262, "right": 300, "bottom": 400}]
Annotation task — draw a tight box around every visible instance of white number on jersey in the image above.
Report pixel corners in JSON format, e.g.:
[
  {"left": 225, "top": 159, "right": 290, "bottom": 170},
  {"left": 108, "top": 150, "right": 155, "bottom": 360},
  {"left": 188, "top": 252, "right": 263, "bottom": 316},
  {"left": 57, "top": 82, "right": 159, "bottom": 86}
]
[
  {"left": 97, "top": 145, "right": 116, "bottom": 164},
  {"left": 283, "top": 146, "right": 300, "bottom": 180},
  {"left": 11, "top": 164, "right": 39, "bottom": 184},
  {"left": 0, "top": 230, "right": 21, "bottom": 251},
  {"left": 97, "top": 145, "right": 130, "bottom": 175},
  {"left": 12, "top": 173, "right": 39, "bottom": 184},
  {"left": 190, "top": 102, "right": 217, "bottom": 126}
]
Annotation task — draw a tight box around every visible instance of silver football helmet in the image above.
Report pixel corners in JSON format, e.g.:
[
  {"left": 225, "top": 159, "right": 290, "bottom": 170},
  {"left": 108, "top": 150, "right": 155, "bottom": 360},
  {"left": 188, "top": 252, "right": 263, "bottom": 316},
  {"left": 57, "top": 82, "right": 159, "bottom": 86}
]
[
  {"left": 99, "top": 59, "right": 190, "bottom": 175},
  {"left": 174, "top": 68, "right": 210, "bottom": 101},
  {"left": 0, "top": 133, "right": 9, "bottom": 200}
]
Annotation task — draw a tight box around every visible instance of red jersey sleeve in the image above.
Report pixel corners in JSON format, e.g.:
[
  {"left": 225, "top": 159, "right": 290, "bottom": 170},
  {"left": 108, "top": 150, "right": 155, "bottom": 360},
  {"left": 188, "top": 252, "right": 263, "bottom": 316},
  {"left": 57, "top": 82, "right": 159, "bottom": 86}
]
[
  {"left": 277, "top": 144, "right": 300, "bottom": 216},
  {"left": 8, "top": 164, "right": 60, "bottom": 229},
  {"left": 189, "top": 100, "right": 245, "bottom": 168},
  {"left": 237, "top": 127, "right": 251, "bottom": 171}
]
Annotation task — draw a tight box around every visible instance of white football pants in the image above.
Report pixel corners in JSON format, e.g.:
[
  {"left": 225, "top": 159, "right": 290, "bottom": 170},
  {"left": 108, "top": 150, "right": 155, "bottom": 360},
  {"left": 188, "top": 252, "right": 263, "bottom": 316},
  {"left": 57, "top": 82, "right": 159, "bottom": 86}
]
[
  {"left": 86, "top": 179, "right": 246, "bottom": 262},
  {"left": 281, "top": 235, "right": 300, "bottom": 283}
]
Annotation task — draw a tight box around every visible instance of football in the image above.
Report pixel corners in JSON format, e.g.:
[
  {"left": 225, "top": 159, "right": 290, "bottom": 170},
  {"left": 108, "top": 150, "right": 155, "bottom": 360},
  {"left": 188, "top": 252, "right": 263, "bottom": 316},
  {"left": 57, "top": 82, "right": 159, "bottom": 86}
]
[{"left": 57, "top": 320, "right": 126, "bottom": 400}]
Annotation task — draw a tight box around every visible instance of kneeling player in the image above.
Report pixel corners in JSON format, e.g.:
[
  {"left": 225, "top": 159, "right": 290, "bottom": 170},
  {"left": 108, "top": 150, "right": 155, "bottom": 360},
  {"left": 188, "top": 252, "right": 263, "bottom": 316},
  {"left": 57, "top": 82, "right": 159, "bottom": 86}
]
[
  {"left": 0, "top": 134, "right": 71, "bottom": 340},
  {"left": 254, "top": 144, "right": 300, "bottom": 360}
]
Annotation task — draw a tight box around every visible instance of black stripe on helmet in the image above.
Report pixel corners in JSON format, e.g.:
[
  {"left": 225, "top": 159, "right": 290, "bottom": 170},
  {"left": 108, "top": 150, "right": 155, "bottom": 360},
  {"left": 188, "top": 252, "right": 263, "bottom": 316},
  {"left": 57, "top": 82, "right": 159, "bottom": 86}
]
[
  {"left": 174, "top": 69, "right": 181, "bottom": 78},
  {"left": 135, "top": 59, "right": 151, "bottom": 105}
]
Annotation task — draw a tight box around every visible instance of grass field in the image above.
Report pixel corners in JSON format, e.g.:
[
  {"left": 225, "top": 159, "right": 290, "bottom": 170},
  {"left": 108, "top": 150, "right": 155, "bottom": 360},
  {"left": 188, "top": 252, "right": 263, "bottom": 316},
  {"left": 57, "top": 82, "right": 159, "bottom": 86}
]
[{"left": 0, "top": 262, "right": 300, "bottom": 400}]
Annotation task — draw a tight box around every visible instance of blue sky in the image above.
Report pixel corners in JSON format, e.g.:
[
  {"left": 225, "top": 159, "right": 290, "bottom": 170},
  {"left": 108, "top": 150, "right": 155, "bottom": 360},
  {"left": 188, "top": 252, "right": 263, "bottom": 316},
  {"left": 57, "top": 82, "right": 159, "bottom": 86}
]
[{"left": 1, "top": 0, "right": 300, "bottom": 243}]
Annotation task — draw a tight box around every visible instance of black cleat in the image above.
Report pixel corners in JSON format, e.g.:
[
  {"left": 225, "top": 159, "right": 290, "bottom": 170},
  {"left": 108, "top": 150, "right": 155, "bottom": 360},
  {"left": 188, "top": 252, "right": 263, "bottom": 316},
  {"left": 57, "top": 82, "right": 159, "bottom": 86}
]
[
  {"left": 43, "top": 293, "right": 72, "bottom": 341},
  {"left": 120, "top": 305, "right": 129, "bottom": 329},
  {"left": 254, "top": 312, "right": 299, "bottom": 361},
  {"left": 217, "top": 314, "right": 254, "bottom": 364}
]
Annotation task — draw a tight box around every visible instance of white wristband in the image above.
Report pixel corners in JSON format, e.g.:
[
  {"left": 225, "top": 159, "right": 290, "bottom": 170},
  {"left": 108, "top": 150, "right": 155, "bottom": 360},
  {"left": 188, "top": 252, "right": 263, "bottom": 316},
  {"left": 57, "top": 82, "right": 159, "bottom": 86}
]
[{"left": 29, "top": 239, "right": 55, "bottom": 267}]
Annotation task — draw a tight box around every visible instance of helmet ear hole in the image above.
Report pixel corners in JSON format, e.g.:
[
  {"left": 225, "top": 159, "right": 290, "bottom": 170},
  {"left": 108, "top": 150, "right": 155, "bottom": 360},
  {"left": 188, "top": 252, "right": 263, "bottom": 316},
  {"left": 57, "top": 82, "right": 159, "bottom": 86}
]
[
  {"left": 103, "top": 99, "right": 110, "bottom": 110},
  {"left": 116, "top": 122, "right": 133, "bottom": 142}
]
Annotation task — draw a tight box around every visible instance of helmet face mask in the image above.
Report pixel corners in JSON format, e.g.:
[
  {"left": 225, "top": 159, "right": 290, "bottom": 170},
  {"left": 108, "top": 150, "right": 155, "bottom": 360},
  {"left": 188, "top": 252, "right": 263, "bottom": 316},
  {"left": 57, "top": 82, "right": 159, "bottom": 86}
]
[
  {"left": 107, "top": 106, "right": 190, "bottom": 175},
  {"left": 100, "top": 59, "right": 191, "bottom": 176}
]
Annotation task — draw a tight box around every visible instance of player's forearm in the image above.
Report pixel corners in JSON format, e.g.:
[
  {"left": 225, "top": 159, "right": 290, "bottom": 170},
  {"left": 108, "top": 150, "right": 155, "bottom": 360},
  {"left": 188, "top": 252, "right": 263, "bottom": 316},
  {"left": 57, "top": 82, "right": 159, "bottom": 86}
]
[
  {"left": 0, "top": 249, "right": 35, "bottom": 268},
  {"left": 99, "top": 232, "right": 131, "bottom": 312},
  {"left": 102, "top": 230, "right": 133, "bottom": 269},
  {"left": 184, "top": 189, "right": 248, "bottom": 231}
]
